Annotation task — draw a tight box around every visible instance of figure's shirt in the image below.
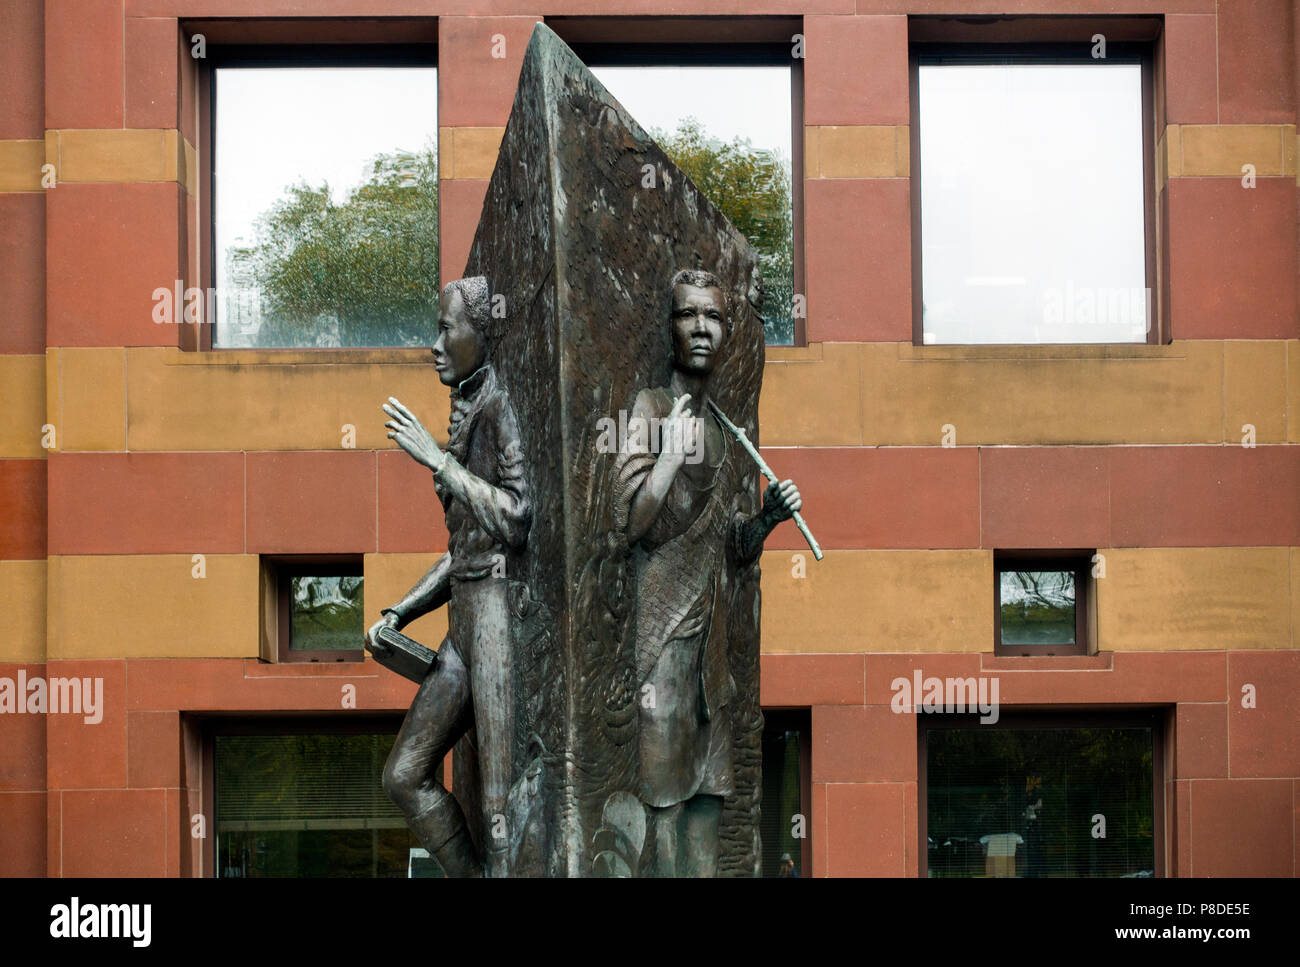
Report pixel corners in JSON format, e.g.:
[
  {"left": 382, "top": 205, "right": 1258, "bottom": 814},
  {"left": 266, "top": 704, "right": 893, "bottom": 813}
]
[
  {"left": 434, "top": 365, "right": 531, "bottom": 581},
  {"left": 614, "top": 386, "right": 758, "bottom": 567}
]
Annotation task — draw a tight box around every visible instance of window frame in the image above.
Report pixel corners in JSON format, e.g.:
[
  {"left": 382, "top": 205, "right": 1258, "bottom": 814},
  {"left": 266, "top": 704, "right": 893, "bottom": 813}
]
[
  {"left": 917, "top": 708, "right": 1167, "bottom": 879},
  {"left": 993, "top": 551, "right": 1092, "bottom": 657},
  {"left": 559, "top": 28, "right": 806, "bottom": 347},
  {"left": 197, "top": 41, "right": 438, "bottom": 352},
  {"left": 909, "top": 39, "right": 1160, "bottom": 347},
  {"left": 201, "top": 714, "right": 412, "bottom": 879},
  {"left": 260, "top": 555, "right": 366, "bottom": 664}
]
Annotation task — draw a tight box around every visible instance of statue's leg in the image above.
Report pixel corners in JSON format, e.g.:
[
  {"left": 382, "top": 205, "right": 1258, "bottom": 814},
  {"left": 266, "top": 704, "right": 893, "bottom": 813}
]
[
  {"left": 681, "top": 794, "right": 723, "bottom": 877},
  {"left": 648, "top": 802, "right": 685, "bottom": 877},
  {"left": 460, "top": 578, "right": 514, "bottom": 877},
  {"left": 383, "top": 638, "right": 478, "bottom": 877}
]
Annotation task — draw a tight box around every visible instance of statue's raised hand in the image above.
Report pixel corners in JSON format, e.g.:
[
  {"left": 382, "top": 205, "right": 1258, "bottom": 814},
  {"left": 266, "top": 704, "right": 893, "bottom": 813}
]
[
  {"left": 384, "top": 397, "right": 445, "bottom": 472},
  {"left": 660, "top": 393, "right": 699, "bottom": 468}
]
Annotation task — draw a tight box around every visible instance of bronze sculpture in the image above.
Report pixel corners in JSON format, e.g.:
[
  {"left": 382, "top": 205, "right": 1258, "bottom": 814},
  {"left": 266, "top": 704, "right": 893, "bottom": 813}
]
[
  {"left": 613, "top": 270, "right": 801, "bottom": 876},
  {"left": 365, "top": 275, "right": 531, "bottom": 878},
  {"left": 366, "top": 23, "right": 818, "bottom": 876}
]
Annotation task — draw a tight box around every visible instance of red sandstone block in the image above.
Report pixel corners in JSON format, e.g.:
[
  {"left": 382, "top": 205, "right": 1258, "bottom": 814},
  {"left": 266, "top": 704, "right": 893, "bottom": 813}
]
[
  {"left": 127, "top": 709, "right": 181, "bottom": 788},
  {"left": 804, "top": 15, "right": 908, "bottom": 125},
  {"left": 1168, "top": 178, "right": 1298, "bottom": 339},
  {"left": 0, "top": 460, "right": 47, "bottom": 560},
  {"left": 1216, "top": 0, "right": 1295, "bottom": 123},
  {"left": 1164, "top": 15, "right": 1218, "bottom": 124},
  {"left": 439, "top": 178, "right": 490, "bottom": 286},
  {"left": 438, "top": 17, "right": 542, "bottom": 127},
  {"left": 61, "top": 787, "right": 168, "bottom": 876},
  {"left": 761, "top": 446, "right": 979, "bottom": 550},
  {"left": 0, "top": 792, "right": 46, "bottom": 875},
  {"left": 46, "top": 183, "right": 184, "bottom": 347},
  {"left": 125, "top": 17, "right": 180, "bottom": 129},
  {"left": 812, "top": 704, "right": 916, "bottom": 783},
  {"left": 0, "top": 665, "right": 47, "bottom": 791},
  {"left": 825, "top": 781, "right": 906, "bottom": 876},
  {"left": 245, "top": 450, "right": 377, "bottom": 554},
  {"left": 1175, "top": 702, "right": 1228, "bottom": 779},
  {"left": 48, "top": 452, "right": 245, "bottom": 555},
  {"left": 761, "top": 653, "right": 864, "bottom": 705},
  {"left": 0, "top": 0, "right": 44, "bottom": 138},
  {"left": 804, "top": 178, "right": 911, "bottom": 341},
  {"left": 864, "top": 654, "right": 981, "bottom": 705},
  {"left": 125, "top": 656, "right": 415, "bottom": 712},
  {"left": 377, "top": 450, "right": 450, "bottom": 552},
  {"left": 1188, "top": 778, "right": 1292, "bottom": 876},
  {"left": 1109, "top": 445, "right": 1300, "bottom": 547},
  {"left": 45, "top": 0, "right": 125, "bottom": 129},
  {"left": 45, "top": 659, "right": 128, "bottom": 790},
  {"left": 1112, "top": 652, "right": 1227, "bottom": 704},
  {"left": 1227, "top": 651, "right": 1300, "bottom": 779},
  {"left": 979, "top": 446, "right": 1110, "bottom": 549},
  {"left": 0, "top": 194, "right": 47, "bottom": 355}
]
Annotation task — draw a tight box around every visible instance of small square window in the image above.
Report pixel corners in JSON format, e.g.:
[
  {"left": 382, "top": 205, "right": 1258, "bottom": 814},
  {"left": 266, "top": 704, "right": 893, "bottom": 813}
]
[
  {"left": 263, "top": 559, "right": 365, "bottom": 663},
  {"left": 913, "top": 43, "right": 1155, "bottom": 344},
  {"left": 994, "top": 554, "right": 1090, "bottom": 656}
]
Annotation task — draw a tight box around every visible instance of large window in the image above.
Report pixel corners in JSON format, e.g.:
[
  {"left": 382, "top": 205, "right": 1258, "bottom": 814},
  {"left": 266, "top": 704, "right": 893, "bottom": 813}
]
[
  {"left": 923, "top": 714, "right": 1159, "bottom": 878},
  {"left": 578, "top": 45, "right": 799, "bottom": 345},
  {"left": 212, "top": 724, "right": 440, "bottom": 877},
  {"left": 913, "top": 45, "right": 1153, "bottom": 345},
  {"left": 210, "top": 48, "right": 437, "bottom": 348}
]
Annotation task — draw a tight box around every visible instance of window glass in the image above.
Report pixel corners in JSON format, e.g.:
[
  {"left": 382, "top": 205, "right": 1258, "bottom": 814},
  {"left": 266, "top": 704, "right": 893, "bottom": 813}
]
[
  {"left": 214, "top": 66, "right": 438, "bottom": 348},
  {"left": 918, "top": 62, "right": 1147, "bottom": 344},
  {"left": 214, "top": 732, "right": 440, "bottom": 877},
  {"left": 999, "top": 569, "right": 1076, "bottom": 645},
  {"left": 289, "top": 575, "right": 364, "bottom": 652},
  {"left": 590, "top": 65, "right": 795, "bottom": 345},
  {"left": 760, "top": 712, "right": 807, "bottom": 877},
  {"left": 927, "top": 725, "right": 1155, "bottom": 877}
]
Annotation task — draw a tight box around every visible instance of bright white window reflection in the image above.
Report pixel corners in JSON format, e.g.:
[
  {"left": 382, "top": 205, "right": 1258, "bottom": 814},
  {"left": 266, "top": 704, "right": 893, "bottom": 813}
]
[
  {"left": 589, "top": 65, "right": 796, "bottom": 345},
  {"left": 214, "top": 67, "right": 437, "bottom": 348},
  {"left": 919, "top": 63, "right": 1148, "bottom": 344}
]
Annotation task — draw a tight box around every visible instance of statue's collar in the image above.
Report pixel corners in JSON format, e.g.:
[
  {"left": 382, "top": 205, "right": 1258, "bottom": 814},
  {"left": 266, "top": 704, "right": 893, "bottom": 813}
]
[{"left": 455, "top": 364, "right": 494, "bottom": 402}]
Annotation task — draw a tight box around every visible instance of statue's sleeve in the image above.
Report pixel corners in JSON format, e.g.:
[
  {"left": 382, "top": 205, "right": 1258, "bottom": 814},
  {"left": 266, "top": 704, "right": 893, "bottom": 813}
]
[
  {"left": 433, "top": 396, "right": 531, "bottom": 550},
  {"left": 612, "top": 389, "right": 659, "bottom": 536},
  {"left": 385, "top": 552, "right": 452, "bottom": 625}
]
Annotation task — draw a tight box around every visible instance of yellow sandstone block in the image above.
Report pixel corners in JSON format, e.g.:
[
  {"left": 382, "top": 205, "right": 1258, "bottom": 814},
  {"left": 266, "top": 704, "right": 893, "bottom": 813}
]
[
  {"left": 49, "top": 554, "right": 260, "bottom": 659},
  {"left": 0, "top": 560, "right": 46, "bottom": 663},
  {"left": 1096, "top": 547, "right": 1292, "bottom": 651},
  {"left": 760, "top": 549, "right": 992, "bottom": 653}
]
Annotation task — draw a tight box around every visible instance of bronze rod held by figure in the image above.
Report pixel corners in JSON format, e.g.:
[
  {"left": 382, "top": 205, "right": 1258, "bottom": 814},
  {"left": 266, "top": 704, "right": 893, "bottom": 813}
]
[{"left": 706, "top": 399, "right": 823, "bottom": 562}]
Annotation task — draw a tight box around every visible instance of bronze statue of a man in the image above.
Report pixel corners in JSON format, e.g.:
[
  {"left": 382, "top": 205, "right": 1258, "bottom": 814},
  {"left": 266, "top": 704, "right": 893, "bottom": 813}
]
[
  {"left": 366, "top": 276, "right": 530, "bottom": 878},
  {"left": 614, "top": 269, "right": 801, "bottom": 876}
]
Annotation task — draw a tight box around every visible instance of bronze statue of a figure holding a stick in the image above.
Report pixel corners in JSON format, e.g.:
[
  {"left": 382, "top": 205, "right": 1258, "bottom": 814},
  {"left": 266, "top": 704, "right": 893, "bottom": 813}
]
[{"left": 613, "top": 268, "right": 812, "bottom": 877}]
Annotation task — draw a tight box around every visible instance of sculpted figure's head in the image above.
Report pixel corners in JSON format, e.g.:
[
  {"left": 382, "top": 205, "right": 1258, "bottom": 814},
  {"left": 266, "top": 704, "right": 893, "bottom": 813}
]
[
  {"left": 433, "top": 276, "right": 491, "bottom": 387},
  {"left": 669, "top": 269, "right": 728, "bottom": 377}
]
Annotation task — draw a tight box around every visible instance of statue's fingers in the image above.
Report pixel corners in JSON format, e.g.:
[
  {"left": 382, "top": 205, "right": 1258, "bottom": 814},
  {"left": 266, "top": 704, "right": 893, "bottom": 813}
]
[
  {"left": 381, "top": 404, "right": 409, "bottom": 426},
  {"left": 388, "top": 398, "right": 419, "bottom": 423}
]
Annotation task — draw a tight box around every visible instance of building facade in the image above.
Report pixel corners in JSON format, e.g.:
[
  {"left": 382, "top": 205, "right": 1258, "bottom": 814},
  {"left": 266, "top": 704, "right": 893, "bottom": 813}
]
[{"left": 1, "top": 0, "right": 1297, "bottom": 877}]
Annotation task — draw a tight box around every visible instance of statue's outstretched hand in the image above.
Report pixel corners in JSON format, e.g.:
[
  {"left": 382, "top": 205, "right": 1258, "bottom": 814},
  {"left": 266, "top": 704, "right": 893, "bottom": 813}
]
[
  {"left": 762, "top": 478, "right": 802, "bottom": 524},
  {"left": 384, "top": 397, "right": 445, "bottom": 472}
]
